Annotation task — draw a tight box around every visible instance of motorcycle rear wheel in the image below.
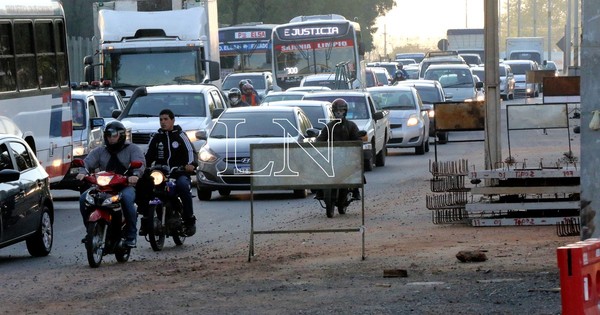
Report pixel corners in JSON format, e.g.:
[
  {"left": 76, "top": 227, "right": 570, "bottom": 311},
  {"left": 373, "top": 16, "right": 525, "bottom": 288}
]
[
  {"left": 148, "top": 204, "right": 165, "bottom": 251},
  {"left": 115, "top": 246, "right": 131, "bottom": 263},
  {"left": 337, "top": 189, "right": 350, "bottom": 215},
  {"left": 86, "top": 221, "right": 106, "bottom": 268}
]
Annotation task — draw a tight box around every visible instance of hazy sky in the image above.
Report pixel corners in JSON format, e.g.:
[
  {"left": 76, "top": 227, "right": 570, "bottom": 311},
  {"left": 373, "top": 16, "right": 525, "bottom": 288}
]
[{"left": 374, "top": 0, "right": 486, "bottom": 51}]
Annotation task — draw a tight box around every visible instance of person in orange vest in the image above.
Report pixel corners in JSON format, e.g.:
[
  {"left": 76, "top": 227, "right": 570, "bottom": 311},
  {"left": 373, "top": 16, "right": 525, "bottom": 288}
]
[{"left": 240, "top": 83, "right": 261, "bottom": 106}]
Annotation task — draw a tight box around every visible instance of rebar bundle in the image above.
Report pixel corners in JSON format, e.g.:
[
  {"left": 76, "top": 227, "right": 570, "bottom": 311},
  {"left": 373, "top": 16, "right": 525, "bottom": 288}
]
[{"left": 556, "top": 217, "right": 580, "bottom": 237}]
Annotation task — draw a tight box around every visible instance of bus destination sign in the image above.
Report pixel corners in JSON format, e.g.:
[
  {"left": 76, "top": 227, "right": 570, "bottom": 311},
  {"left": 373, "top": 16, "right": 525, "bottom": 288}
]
[{"left": 276, "top": 23, "right": 349, "bottom": 40}]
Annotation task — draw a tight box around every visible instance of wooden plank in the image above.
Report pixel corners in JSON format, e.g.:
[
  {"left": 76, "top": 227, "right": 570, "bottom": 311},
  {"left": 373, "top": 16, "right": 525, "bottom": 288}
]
[
  {"left": 470, "top": 185, "right": 580, "bottom": 195},
  {"left": 471, "top": 216, "right": 578, "bottom": 227},
  {"left": 543, "top": 76, "right": 580, "bottom": 96},
  {"left": 466, "top": 201, "right": 580, "bottom": 212},
  {"left": 433, "top": 101, "right": 485, "bottom": 131},
  {"left": 468, "top": 167, "right": 579, "bottom": 180}
]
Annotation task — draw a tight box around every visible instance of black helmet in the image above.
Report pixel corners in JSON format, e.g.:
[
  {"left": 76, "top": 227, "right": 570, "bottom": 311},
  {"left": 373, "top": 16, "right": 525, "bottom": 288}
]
[
  {"left": 103, "top": 120, "right": 127, "bottom": 152},
  {"left": 238, "top": 79, "right": 249, "bottom": 90},
  {"left": 228, "top": 88, "right": 242, "bottom": 105},
  {"left": 331, "top": 98, "right": 348, "bottom": 119}
]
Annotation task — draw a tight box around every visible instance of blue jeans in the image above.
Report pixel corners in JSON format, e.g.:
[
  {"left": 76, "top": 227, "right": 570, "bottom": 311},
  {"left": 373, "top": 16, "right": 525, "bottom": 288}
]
[
  {"left": 80, "top": 186, "right": 138, "bottom": 240},
  {"left": 175, "top": 175, "right": 194, "bottom": 220}
]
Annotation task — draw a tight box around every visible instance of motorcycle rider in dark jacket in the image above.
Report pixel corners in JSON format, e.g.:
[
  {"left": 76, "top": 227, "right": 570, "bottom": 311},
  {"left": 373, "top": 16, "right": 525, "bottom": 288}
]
[
  {"left": 316, "top": 98, "right": 364, "bottom": 200},
  {"left": 138, "top": 109, "right": 198, "bottom": 236}
]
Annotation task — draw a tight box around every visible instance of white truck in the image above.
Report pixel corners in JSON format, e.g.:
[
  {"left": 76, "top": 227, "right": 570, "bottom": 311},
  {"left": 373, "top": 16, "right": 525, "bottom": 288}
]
[
  {"left": 446, "top": 28, "right": 484, "bottom": 60},
  {"left": 505, "top": 37, "right": 545, "bottom": 65},
  {"left": 84, "top": 0, "right": 221, "bottom": 101}
]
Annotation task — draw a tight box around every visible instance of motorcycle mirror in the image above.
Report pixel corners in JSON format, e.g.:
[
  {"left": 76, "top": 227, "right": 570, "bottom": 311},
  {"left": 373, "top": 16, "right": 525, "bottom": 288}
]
[{"left": 130, "top": 160, "right": 143, "bottom": 169}]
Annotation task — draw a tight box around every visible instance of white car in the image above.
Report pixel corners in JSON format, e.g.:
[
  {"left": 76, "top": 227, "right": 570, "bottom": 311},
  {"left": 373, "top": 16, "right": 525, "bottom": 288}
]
[
  {"left": 423, "top": 64, "right": 484, "bottom": 102},
  {"left": 221, "top": 71, "right": 279, "bottom": 99},
  {"left": 261, "top": 100, "right": 334, "bottom": 130},
  {"left": 113, "top": 84, "right": 228, "bottom": 153}
]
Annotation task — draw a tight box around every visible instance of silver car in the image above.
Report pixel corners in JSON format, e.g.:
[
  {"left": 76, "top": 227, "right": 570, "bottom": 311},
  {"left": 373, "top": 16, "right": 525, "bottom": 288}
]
[
  {"left": 367, "top": 86, "right": 430, "bottom": 155},
  {"left": 195, "top": 106, "right": 316, "bottom": 201},
  {"left": 261, "top": 100, "right": 334, "bottom": 130}
]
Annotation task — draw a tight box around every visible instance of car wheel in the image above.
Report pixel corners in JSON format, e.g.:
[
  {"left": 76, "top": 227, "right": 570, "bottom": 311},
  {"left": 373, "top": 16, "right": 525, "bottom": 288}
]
[
  {"left": 26, "top": 205, "right": 53, "bottom": 257},
  {"left": 437, "top": 132, "right": 448, "bottom": 144},
  {"left": 424, "top": 136, "right": 430, "bottom": 152},
  {"left": 293, "top": 189, "right": 307, "bottom": 198},
  {"left": 197, "top": 187, "right": 212, "bottom": 201},
  {"left": 364, "top": 141, "right": 376, "bottom": 172},
  {"left": 375, "top": 138, "right": 386, "bottom": 167},
  {"left": 415, "top": 135, "right": 426, "bottom": 155}
]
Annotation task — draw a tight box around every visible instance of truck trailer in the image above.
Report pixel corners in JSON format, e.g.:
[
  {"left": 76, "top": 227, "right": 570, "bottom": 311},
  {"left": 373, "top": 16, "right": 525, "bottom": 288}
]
[{"left": 446, "top": 28, "right": 484, "bottom": 60}]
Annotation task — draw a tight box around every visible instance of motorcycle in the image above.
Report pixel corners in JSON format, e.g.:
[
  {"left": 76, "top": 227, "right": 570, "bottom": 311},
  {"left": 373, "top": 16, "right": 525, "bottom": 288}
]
[
  {"left": 143, "top": 165, "right": 187, "bottom": 251},
  {"left": 316, "top": 130, "right": 366, "bottom": 218},
  {"left": 73, "top": 158, "right": 143, "bottom": 268}
]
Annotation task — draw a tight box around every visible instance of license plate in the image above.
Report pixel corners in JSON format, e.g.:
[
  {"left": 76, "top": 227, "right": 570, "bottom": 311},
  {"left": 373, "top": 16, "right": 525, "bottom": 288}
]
[{"left": 233, "top": 167, "right": 250, "bottom": 175}]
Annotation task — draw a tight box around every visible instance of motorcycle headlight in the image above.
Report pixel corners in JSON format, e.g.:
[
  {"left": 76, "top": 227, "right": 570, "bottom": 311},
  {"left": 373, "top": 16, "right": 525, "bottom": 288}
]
[
  {"left": 102, "top": 194, "right": 121, "bottom": 206},
  {"left": 96, "top": 174, "right": 114, "bottom": 186},
  {"left": 407, "top": 115, "right": 419, "bottom": 127},
  {"left": 150, "top": 170, "right": 165, "bottom": 185},
  {"left": 199, "top": 146, "right": 218, "bottom": 162}
]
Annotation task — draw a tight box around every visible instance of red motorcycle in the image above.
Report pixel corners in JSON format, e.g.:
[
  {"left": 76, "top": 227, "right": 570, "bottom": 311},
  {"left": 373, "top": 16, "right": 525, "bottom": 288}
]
[{"left": 72, "top": 159, "right": 143, "bottom": 268}]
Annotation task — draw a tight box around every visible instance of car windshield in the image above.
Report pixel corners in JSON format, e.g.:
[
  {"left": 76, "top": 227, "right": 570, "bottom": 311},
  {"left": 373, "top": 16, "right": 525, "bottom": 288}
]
[
  {"left": 303, "top": 80, "right": 337, "bottom": 89},
  {"left": 210, "top": 111, "right": 299, "bottom": 138},
  {"left": 95, "top": 95, "right": 119, "bottom": 117},
  {"left": 297, "top": 106, "right": 329, "bottom": 129},
  {"left": 424, "top": 68, "right": 474, "bottom": 88},
  {"left": 126, "top": 93, "right": 206, "bottom": 117},
  {"left": 304, "top": 95, "right": 369, "bottom": 119},
  {"left": 369, "top": 90, "right": 416, "bottom": 110},
  {"left": 508, "top": 63, "right": 531, "bottom": 75},
  {"left": 222, "top": 75, "right": 266, "bottom": 90},
  {"left": 411, "top": 86, "right": 443, "bottom": 104}
]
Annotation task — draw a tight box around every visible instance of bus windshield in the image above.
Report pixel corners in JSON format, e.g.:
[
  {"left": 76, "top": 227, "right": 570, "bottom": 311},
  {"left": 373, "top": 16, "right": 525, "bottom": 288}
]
[
  {"left": 272, "top": 17, "right": 362, "bottom": 90},
  {"left": 219, "top": 25, "right": 275, "bottom": 77}
]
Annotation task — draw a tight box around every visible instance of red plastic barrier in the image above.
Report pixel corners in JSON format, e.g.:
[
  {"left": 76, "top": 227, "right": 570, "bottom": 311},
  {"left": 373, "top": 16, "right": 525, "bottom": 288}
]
[{"left": 557, "top": 238, "right": 600, "bottom": 315}]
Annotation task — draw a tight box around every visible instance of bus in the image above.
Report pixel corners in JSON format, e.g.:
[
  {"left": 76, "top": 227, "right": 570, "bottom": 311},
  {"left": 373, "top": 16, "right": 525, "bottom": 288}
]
[
  {"left": 219, "top": 22, "right": 277, "bottom": 78},
  {"left": 0, "top": 0, "right": 73, "bottom": 185},
  {"left": 271, "top": 14, "right": 365, "bottom": 90}
]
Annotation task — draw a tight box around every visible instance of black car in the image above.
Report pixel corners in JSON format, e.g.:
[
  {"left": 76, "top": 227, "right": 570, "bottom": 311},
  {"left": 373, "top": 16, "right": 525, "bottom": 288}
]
[{"left": 0, "top": 135, "right": 54, "bottom": 256}]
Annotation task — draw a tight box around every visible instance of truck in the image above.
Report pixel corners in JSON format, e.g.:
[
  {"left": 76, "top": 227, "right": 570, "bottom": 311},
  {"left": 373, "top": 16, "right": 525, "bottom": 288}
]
[
  {"left": 446, "top": 28, "right": 484, "bottom": 60},
  {"left": 84, "top": 0, "right": 221, "bottom": 102},
  {"left": 505, "top": 37, "right": 545, "bottom": 65}
]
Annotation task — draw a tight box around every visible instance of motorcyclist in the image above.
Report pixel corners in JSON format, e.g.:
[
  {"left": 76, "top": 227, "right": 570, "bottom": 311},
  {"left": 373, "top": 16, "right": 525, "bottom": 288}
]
[
  {"left": 392, "top": 62, "right": 409, "bottom": 84},
  {"left": 241, "top": 82, "right": 261, "bottom": 106},
  {"left": 228, "top": 88, "right": 249, "bottom": 107},
  {"left": 138, "top": 109, "right": 198, "bottom": 237},
  {"left": 76, "top": 120, "right": 145, "bottom": 248},
  {"left": 315, "top": 98, "right": 364, "bottom": 200}
]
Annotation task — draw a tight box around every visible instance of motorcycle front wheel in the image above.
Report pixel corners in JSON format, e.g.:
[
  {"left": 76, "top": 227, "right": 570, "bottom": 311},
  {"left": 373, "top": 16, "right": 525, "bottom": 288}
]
[
  {"left": 86, "top": 221, "right": 106, "bottom": 268},
  {"left": 324, "top": 189, "right": 335, "bottom": 218},
  {"left": 115, "top": 245, "right": 131, "bottom": 263},
  {"left": 148, "top": 204, "right": 165, "bottom": 251}
]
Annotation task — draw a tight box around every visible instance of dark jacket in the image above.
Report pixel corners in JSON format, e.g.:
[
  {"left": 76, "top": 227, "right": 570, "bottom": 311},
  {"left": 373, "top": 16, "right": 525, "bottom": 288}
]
[
  {"left": 316, "top": 118, "right": 361, "bottom": 142},
  {"left": 145, "top": 125, "right": 197, "bottom": 168}
]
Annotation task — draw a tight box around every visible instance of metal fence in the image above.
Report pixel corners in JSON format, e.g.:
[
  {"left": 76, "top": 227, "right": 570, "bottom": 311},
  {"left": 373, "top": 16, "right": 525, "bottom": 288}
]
[{"left": 67, "top": 36, "right": 95, "bottom": 84}]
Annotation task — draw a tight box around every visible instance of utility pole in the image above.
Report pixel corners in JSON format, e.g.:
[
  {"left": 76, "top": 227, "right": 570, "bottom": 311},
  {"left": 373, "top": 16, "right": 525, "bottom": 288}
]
[
  {"left": 573, "top": 0, "right": 579, "bottom": 67},
  {"left": 533, "top": 0, "right": 537, "bottom": 36},
  {"left": 517, "top": 0, "right": 521, "bottom": 36},
  {"left": 507, "top": 0, "right": 510, "bottom": 38},
  {"left": 548, "top": 0, "right": 552, "bottom": 61},
  {"left": 383, "top": 24, "right": 387, "bottom": 61}
]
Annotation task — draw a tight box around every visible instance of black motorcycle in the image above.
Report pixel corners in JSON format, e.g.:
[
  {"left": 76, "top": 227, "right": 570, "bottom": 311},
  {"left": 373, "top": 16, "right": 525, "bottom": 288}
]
[
  {"left": 143, "top": 165, "right": 187, "bottom": 251},
  {"left": 318, "top": 188, "right": 359, "bottom": 218}
]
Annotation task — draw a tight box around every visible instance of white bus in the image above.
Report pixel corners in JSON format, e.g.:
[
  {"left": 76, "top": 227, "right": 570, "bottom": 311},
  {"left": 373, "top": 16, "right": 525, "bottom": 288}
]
[
  {"left": 0, "top": 0, "right": 73, "bottom": 185},
  {"left": 271, "top": 14, "right": 365, "bottom": 90}
]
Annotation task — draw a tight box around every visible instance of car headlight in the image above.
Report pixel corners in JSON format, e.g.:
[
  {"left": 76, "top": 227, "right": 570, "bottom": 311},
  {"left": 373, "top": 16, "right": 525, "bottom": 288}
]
[
  {"left": 186, "top": 130, "right": 200, "bottom": 142},
  {"left": 428, "top": 110, "right": 435, "bottom": 118},
  {"left": 199, "top": 146, "right": 218, "bottom": 162},
  {"left": 150, "top": 170, "right": 165, "bottom": 185},
  {"left": 407, "top": 115, "right": 419, "bottom": 127}
]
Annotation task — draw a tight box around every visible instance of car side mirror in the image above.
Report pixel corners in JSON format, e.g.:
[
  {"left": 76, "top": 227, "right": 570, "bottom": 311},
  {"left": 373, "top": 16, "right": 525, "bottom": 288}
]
[
  {"left": 195, "top": 130, "right": 208, "bottom": 141},
  {"left": 306, "top": 128, "right": 320, "bottom": 138},
  {"left": 476, "top": 82, "right": 484, "bottom": 89},
  {"left": 90, "top": 117, "right": 105, "bottom": 128},
  {"left": 372, "top": 111, "right": 384, "bottom": 120}
]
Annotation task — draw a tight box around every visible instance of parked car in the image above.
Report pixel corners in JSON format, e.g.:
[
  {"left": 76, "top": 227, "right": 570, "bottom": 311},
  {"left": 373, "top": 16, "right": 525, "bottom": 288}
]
[
  {"left": 499, "top": 63, "right": 516, "bottom": 100},
  {"left": 52, "top": 88, "right": 126, "bottom": 190},
  {"left": 261, "top": 100, "right": 334, "bottom": 130},
  {"left": 396, "top": 79, "right": 448, "bottom": 144},
  {"left": 503, "top": 59, "right": 540, "bottom": 98},
  {"left": 0, "top": 135, "right": 54, "bottom": 257},
  {"left": 541, "top": 60, "right": 559, "bottom": 76},
  {"left": 367, "top": 86, "right": 430, "bottom": 154},
  {"left": 113, "top": 84, "right": 228, "bottom": 153},
  {"left": 221, "top": 72, "right": 279, "bottom": 99},
  {"left": 195, "top": 106, "right": 316, "bottom": 200},
  {"left": 261, "top": 91, "right": 308, "bottom": 103},
  {"left": 423, "top": 64, "right": 484, "bottom": 102},
  {"left": 303, "top": 90, "right": 390, "bottom": 171}
]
